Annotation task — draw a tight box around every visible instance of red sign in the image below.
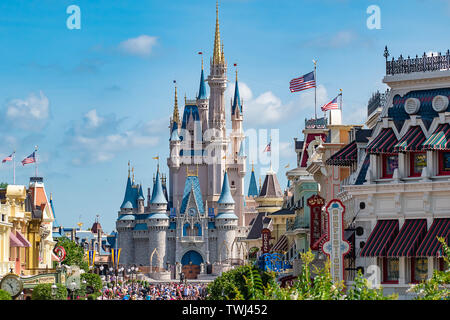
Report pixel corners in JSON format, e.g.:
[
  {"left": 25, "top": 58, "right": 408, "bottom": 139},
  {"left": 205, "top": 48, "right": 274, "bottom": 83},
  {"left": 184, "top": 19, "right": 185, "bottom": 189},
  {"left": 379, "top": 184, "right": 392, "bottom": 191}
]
[
  {"left": 307, "top": 194, "right": 324, "bottom": 250},
  {"left": 261, "top": 228, "right": 271, "bottom": 254}
]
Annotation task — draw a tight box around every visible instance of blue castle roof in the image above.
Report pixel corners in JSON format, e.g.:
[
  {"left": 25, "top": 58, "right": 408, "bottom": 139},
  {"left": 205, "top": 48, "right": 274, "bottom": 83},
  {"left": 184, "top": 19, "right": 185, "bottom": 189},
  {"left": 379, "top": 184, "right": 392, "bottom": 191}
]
[
  {"left": 232, "top": 78, "right": 242, "bottom": 115},
  {"left": 248, "top": 168, "right": 258, "bottom": 197},
  {"left": 151, "top": 170, "right": 168, "bottom": 205},
  {"left": 180, "top": 175, "right": 205, "bottom": 214},
  {"left": 120, "top": 176, "right": 134, "bottom": 209},
  {"left": 148, "top": 212, "right": 169, "bottom": 219},
  {"left": 218, "top": 171, "right": 235, "bottom": 204},
  {"left": 197, "top": 68, "right": 207, "bottom": 100},
  {"left": 215, "top": 212, "right": 238, "bottom": 220},
  {"left": 133, "top": 223, "right": 148, "bottom": 231},
  {"left": 181, "top": 104, "right": 201, "bottom": 129},
  {"left": 117, "top": 213, "right": 135, "bottom": 221},
  {"left": 138, "top": 184, "right": 145, "bottom": 200}
]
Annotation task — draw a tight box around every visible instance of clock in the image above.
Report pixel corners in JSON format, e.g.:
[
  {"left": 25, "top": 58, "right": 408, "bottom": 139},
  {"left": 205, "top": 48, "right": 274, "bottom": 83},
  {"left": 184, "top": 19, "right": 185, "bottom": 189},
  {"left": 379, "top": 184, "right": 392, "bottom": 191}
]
[
  {"left": 189, "top": 208, "right": 196, "bottom": 217},
  {"left": 0, "top": 273, "right": 23, "bottom": 299}
]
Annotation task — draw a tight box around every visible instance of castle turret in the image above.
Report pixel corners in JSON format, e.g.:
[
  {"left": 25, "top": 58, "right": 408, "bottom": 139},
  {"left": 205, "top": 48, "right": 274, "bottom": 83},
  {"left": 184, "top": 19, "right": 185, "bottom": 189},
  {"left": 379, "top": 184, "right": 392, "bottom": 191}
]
[
  {"left": 148, "top": 168, "right": 169, "bottom": 269},
  {"left": 215, "top": 171, "right": 238, "bottom": 262},
  {"left": 197, "top": 57, "right": 209, "bottom": 134}
]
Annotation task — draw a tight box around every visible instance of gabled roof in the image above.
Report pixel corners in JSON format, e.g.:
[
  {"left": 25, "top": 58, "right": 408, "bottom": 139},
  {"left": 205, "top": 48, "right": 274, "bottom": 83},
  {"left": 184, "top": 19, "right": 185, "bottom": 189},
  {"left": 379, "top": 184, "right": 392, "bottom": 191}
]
[
  {"left": 181, "top": 104, "right": 201, "bottom": 129},
  {"left": 180, "top": 175, "right": 205, "bottom": 214},
  {"left": 247, "top": 212, "right": 265, "bottom": 240}
]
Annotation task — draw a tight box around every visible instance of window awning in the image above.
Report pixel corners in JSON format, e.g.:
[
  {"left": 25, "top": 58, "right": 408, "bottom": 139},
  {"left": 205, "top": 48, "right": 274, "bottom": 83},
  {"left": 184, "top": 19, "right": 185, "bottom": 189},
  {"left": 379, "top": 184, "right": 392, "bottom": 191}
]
[
  {"left": 360, "top": 220, "right": 399, "bottom": 257},
  {"left": 387, "top": 219, "right": 427, "bottom": 257},
  {"left": 366, "top": 128, "right": 398, "bottom": 154},
  {"left": 326, "top": 141, "right": 357, "bottom": 166},
  {"left": 9, "top": 232, "right": 23, "bottom": 247},
  {"left": 15, "top": 230, "right": 31, "bottom": 248},
  {"left": 422, "top": 123, "right": 450, "bottom": 151},
  {"left": 271, "top": 235, "right": 288, "bottom": 252},
  {"left": 416, "top": 218, "right": 450, "bottom": 257},
  {"left": 393, "top": 126, "right": 426, "bottom": 152}
]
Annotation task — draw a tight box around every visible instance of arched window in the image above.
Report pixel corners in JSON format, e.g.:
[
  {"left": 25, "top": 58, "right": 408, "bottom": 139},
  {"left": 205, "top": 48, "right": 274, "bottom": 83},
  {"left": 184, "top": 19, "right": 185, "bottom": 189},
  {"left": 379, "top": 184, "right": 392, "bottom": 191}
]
[
  {"left": 183, "top": 223, "right": 190, "bottom": 237},
  {"left": 194, "top": 223, "right": 202, "bottom": 236}
]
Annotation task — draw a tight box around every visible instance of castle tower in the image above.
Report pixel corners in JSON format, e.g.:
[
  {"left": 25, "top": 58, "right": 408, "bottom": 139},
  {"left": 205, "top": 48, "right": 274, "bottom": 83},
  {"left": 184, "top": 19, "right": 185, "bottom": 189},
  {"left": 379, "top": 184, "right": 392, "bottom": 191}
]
[
  {"left": 147, "top": 168, "right": 169, "bottom": 269},
  {"left": 215, "top": 170, "right": 238, "bottom": 263},
  {"left": 207, "top": 0, "right": 227, "bottom": 138},
  {"left": 197, "top": 57, "right": 209, "bottom": 134}
]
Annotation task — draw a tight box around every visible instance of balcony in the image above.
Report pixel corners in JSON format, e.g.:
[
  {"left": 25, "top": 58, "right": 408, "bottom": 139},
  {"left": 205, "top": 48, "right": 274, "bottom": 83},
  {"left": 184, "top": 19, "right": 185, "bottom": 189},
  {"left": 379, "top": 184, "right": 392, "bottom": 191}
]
[
  {"left": 286, "top": 214, "right": 309, "bottom": 233},
  {"left": 180, "top": 236, "right": 203, "bottom": 243}
]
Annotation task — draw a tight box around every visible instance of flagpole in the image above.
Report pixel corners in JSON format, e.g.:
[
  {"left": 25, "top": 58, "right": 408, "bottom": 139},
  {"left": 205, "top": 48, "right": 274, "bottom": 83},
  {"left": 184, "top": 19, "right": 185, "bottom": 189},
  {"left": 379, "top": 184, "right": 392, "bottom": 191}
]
[
  {"left": 13, "top": 151, "right": 16, "bottom": 185},
  {"left": 35, "top": 146, "right": 38, "bottom": 177},
  {"left": 313, "top": 59, "right": 317, "bottom": 124}
]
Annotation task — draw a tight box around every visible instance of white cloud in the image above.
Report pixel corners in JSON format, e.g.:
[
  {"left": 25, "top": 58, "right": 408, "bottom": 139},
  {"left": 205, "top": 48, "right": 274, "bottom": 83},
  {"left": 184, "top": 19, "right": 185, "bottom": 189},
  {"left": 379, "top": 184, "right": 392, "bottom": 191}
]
[
  {"left": 302, "top": 30, "right": 374, "bottom": 49},
  {"left": 118, "top": 35, "right": 158, "bottom": 57},
  {"left": 65, "top": 110, "right": 164, "bottom": 164},
  {"left": 5, "top": 91, "right": 49, "bottom": 130},
  {"left": 84, "top": 109, "right": 104, "bottom": 128}
]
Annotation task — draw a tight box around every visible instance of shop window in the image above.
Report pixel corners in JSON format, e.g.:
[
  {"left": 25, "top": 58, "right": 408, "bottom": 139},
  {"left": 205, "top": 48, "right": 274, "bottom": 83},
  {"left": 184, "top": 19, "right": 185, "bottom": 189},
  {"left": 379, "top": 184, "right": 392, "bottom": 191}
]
[
  {"left": 438, "top": 151, "right": 450, "bottom": 175},
  {"left": 411, "top": 258, "right": 428, "bottom": 283},
  {"left": 382, "top": 154, "right": 398, "bottom": 178},
  {"left": 410, "top": 152, "right": 427, "bottom": 177},
  {"left": 382, "top": 257, "right": 399, "bottom": 283}
]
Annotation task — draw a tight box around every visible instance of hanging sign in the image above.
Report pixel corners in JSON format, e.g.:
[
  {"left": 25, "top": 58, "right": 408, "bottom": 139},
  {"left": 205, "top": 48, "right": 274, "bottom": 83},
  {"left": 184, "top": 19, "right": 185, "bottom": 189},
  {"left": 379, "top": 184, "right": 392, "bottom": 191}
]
[
  {"left": 307, "top": 194, "right": 324, "bottom": 249},
  {"left": 261, "top": 228, "right": 271, "bottom": 254}
]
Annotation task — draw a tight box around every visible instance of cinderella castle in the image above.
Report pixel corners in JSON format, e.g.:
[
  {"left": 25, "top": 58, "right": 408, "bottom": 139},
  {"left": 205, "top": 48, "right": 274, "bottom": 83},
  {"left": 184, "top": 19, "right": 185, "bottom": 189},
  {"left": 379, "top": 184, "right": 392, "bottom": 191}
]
[{"left": 116, "top": 2, "right": 248, "bottom": 279}]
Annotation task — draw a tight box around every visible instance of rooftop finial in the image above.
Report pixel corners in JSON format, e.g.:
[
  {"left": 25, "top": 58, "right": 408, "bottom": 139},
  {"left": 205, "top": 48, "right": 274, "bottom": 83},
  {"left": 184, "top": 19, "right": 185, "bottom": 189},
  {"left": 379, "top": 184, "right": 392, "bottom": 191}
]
[
  {"left": 128, "top": 160, "right": 131, "bottom": 178},
  {"left": 172, "top": 80, "right": 179, "bottom": 124},
  {"left": 132, "top": 167, "right": 135, "bottom": 184},
  {"left": 213, "top": 0, "right": 223, "bottom": 64}
]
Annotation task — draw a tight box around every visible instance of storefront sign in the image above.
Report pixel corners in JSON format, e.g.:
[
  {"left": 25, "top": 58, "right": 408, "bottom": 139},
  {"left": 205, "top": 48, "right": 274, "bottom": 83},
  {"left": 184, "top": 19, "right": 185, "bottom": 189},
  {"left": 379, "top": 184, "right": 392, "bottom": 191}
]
[
  {"left": 307, "top": 194, "right": 324, "bottom": 250},
  {"left": 22, "top": 274, "right": 57, "bottom": 288},
  {"left": 261, "top": 228, "right": 271, "bottom": 254},
  {"left": 321, "top": 199, "right": 350, "bottom": 283}
]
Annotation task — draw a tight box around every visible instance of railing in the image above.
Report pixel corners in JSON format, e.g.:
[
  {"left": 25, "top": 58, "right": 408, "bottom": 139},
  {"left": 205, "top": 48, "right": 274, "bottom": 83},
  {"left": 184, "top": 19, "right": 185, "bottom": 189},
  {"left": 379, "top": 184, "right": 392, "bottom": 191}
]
[
  {"left": 367, "top": 89, "right": 389, "bottom": 117},
  {"left": 180, "top": 236, "right": 203, "bottom": 242},
  {"left": 386, "top": 49, "right": 450, "bottom": 75},
  {"left": 286, "top": 214, "right": 309, "bottom": 232}
]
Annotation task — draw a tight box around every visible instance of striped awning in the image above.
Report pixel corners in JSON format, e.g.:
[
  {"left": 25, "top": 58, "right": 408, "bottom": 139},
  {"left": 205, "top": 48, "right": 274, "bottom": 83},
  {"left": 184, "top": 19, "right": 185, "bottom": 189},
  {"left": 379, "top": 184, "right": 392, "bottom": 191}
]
[
  {"left": 387, "top": 219, "right": 427, "bottom": 257},
  {"left": 366, "top": 128, "right": 398, "bottom": 154},
  {"left": 394, "top": 126, "right": 426, "bottom": 152},
  {"left": 15, "top": 230, "right": 31, "bottom": 247},
  {"left": 360, "top": 220, "right": 399, "bottom": 257},
  {"left": 271, "top": 235, "right": 288, "bottom": 252},
  {"left": 326, "top": 141, "right": 357, "bottom": 166},
  {"left": 416, "top": 218, "right": 450, "bottom": 257},
  {"left": 422, "top": 123, "right": 450, "bottom": 150},
  {"left": 9, "top": 232, "right": 23, "bottom": 247}
]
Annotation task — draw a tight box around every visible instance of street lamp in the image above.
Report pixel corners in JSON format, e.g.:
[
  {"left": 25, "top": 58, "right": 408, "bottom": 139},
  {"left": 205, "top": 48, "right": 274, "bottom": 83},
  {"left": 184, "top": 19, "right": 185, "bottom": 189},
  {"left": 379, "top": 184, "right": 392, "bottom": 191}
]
[{"left": 68, "top": 281, "right": 77, "bottom": 300}]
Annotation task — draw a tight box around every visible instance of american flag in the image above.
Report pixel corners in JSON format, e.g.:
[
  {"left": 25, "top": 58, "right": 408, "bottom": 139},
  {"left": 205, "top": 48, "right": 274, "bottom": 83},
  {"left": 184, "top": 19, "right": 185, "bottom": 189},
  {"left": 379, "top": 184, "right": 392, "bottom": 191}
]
[
  {"left": 321, "top": 95, "right": 340, "bottom": 111},
  {"left": 289, "top": 71, "right": 316, "bottom": 92},
  {"left": 263, "top": 142, "right": 271, "bottom": 152},
  {"left": 22, "top": 152, "right": 36, "bottom": 165},
  {"left": 2, "top": 152, "right": 14, "bottom": 163}
]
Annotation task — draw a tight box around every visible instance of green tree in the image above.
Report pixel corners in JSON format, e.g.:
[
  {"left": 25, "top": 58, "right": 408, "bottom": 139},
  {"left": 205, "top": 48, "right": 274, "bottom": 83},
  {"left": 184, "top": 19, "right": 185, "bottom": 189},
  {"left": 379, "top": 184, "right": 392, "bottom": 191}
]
[
  {"left": 0, "top": 183, "right": 8, "bottom": 189},
  {"left": 31, "top": 283, "right": 68, "bottom": 300},
  {"left": 81, "top": 272, "right": 102, "bottom": 296},
  {"left": 209, "top": 250, "right": 398, "bottom": 300},
  {"left": 0, "top": 289, "right": 12, "bottom": 300},
  {"left": 56, "top": 237, "right": 89, "bottom": 272},
  {"left": 410, "top": 237, "right": 450, "bottom": 300}
]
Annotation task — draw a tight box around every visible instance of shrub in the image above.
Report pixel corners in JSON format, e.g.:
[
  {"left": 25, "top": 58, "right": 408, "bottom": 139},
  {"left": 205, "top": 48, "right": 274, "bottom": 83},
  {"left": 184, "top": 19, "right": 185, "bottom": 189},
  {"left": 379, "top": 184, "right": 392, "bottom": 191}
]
[
  {"left": 31, "top": 283, "right": 68, "bottom": 300},
  {"left": 0, "top": 289, "right": 12, "bottom": 300}
]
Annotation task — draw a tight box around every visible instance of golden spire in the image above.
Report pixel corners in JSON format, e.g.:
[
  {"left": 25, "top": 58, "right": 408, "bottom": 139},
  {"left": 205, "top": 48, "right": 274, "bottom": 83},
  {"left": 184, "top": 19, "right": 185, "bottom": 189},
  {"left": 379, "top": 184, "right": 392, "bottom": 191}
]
[
  {"left": 213, "top": 0, "right": 223, "bottom": 64},
  {"left": 128, "top": 160, "right": 131, "bottom": 178},
  {"left": 132, "top": 167, "right": 135, "bottom": 184},
  {"left": 173, "top": 85, "right": 180, "bottom": 124},
  {"left": 251, "top": 161, "right": 254, "bottom": 172}
]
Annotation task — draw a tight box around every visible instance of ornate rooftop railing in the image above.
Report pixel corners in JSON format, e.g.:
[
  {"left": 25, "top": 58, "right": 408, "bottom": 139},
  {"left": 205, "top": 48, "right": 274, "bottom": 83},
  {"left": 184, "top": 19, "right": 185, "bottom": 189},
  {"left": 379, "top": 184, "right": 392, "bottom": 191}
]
[
  {"left": 385, "top": 46, "right": 450, "bottom": 76},
  {"left": 305, "top": 117, "right": 327, "bottom": 129},
  {"left": 367, "top": 89, "right": 389, "bottom": 117}
]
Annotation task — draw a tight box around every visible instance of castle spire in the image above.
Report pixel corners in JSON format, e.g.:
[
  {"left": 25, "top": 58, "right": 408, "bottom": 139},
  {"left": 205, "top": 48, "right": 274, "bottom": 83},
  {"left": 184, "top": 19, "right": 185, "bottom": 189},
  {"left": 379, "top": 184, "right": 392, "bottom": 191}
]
[
  {"left": 232, "top": 67, "right": 242, "bottom": 115},
  {"left": 213, "top": 0, "right": 223, "bottom": 64},
  {"left": 198, "top": 61, "right": 207, "bottom": 100},
  {"left": 172, "top": 83, "right": 180, "bottom": 125}
]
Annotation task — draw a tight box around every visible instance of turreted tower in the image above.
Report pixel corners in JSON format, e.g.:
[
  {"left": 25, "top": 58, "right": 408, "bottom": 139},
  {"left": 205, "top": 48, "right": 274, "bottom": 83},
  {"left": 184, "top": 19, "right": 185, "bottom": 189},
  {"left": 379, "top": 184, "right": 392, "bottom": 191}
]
[{"left": 197, "top": 57, "right": 209, "bottom": 134}]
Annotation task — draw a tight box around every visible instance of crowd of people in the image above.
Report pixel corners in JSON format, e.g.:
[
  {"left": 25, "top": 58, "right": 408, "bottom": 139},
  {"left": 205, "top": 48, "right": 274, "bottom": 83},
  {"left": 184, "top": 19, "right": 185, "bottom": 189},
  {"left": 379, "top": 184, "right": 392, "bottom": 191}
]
[{"left": 100, "top": 282, "right": 209, "bottom": 300}]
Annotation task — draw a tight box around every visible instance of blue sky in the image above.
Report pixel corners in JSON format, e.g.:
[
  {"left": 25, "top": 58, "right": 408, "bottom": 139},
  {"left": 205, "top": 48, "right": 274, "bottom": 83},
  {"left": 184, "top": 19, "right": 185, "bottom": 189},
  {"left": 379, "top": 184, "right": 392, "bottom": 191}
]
[{"left": 0, "top": 0, "right": 449, "bottom": 232}]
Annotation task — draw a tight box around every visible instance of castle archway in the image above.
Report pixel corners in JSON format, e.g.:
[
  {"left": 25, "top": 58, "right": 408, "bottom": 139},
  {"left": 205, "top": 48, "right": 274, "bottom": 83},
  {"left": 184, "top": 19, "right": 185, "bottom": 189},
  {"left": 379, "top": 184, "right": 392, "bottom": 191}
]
[{"left": 181, "top": 250, "right": 204, "bottom": 279}]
